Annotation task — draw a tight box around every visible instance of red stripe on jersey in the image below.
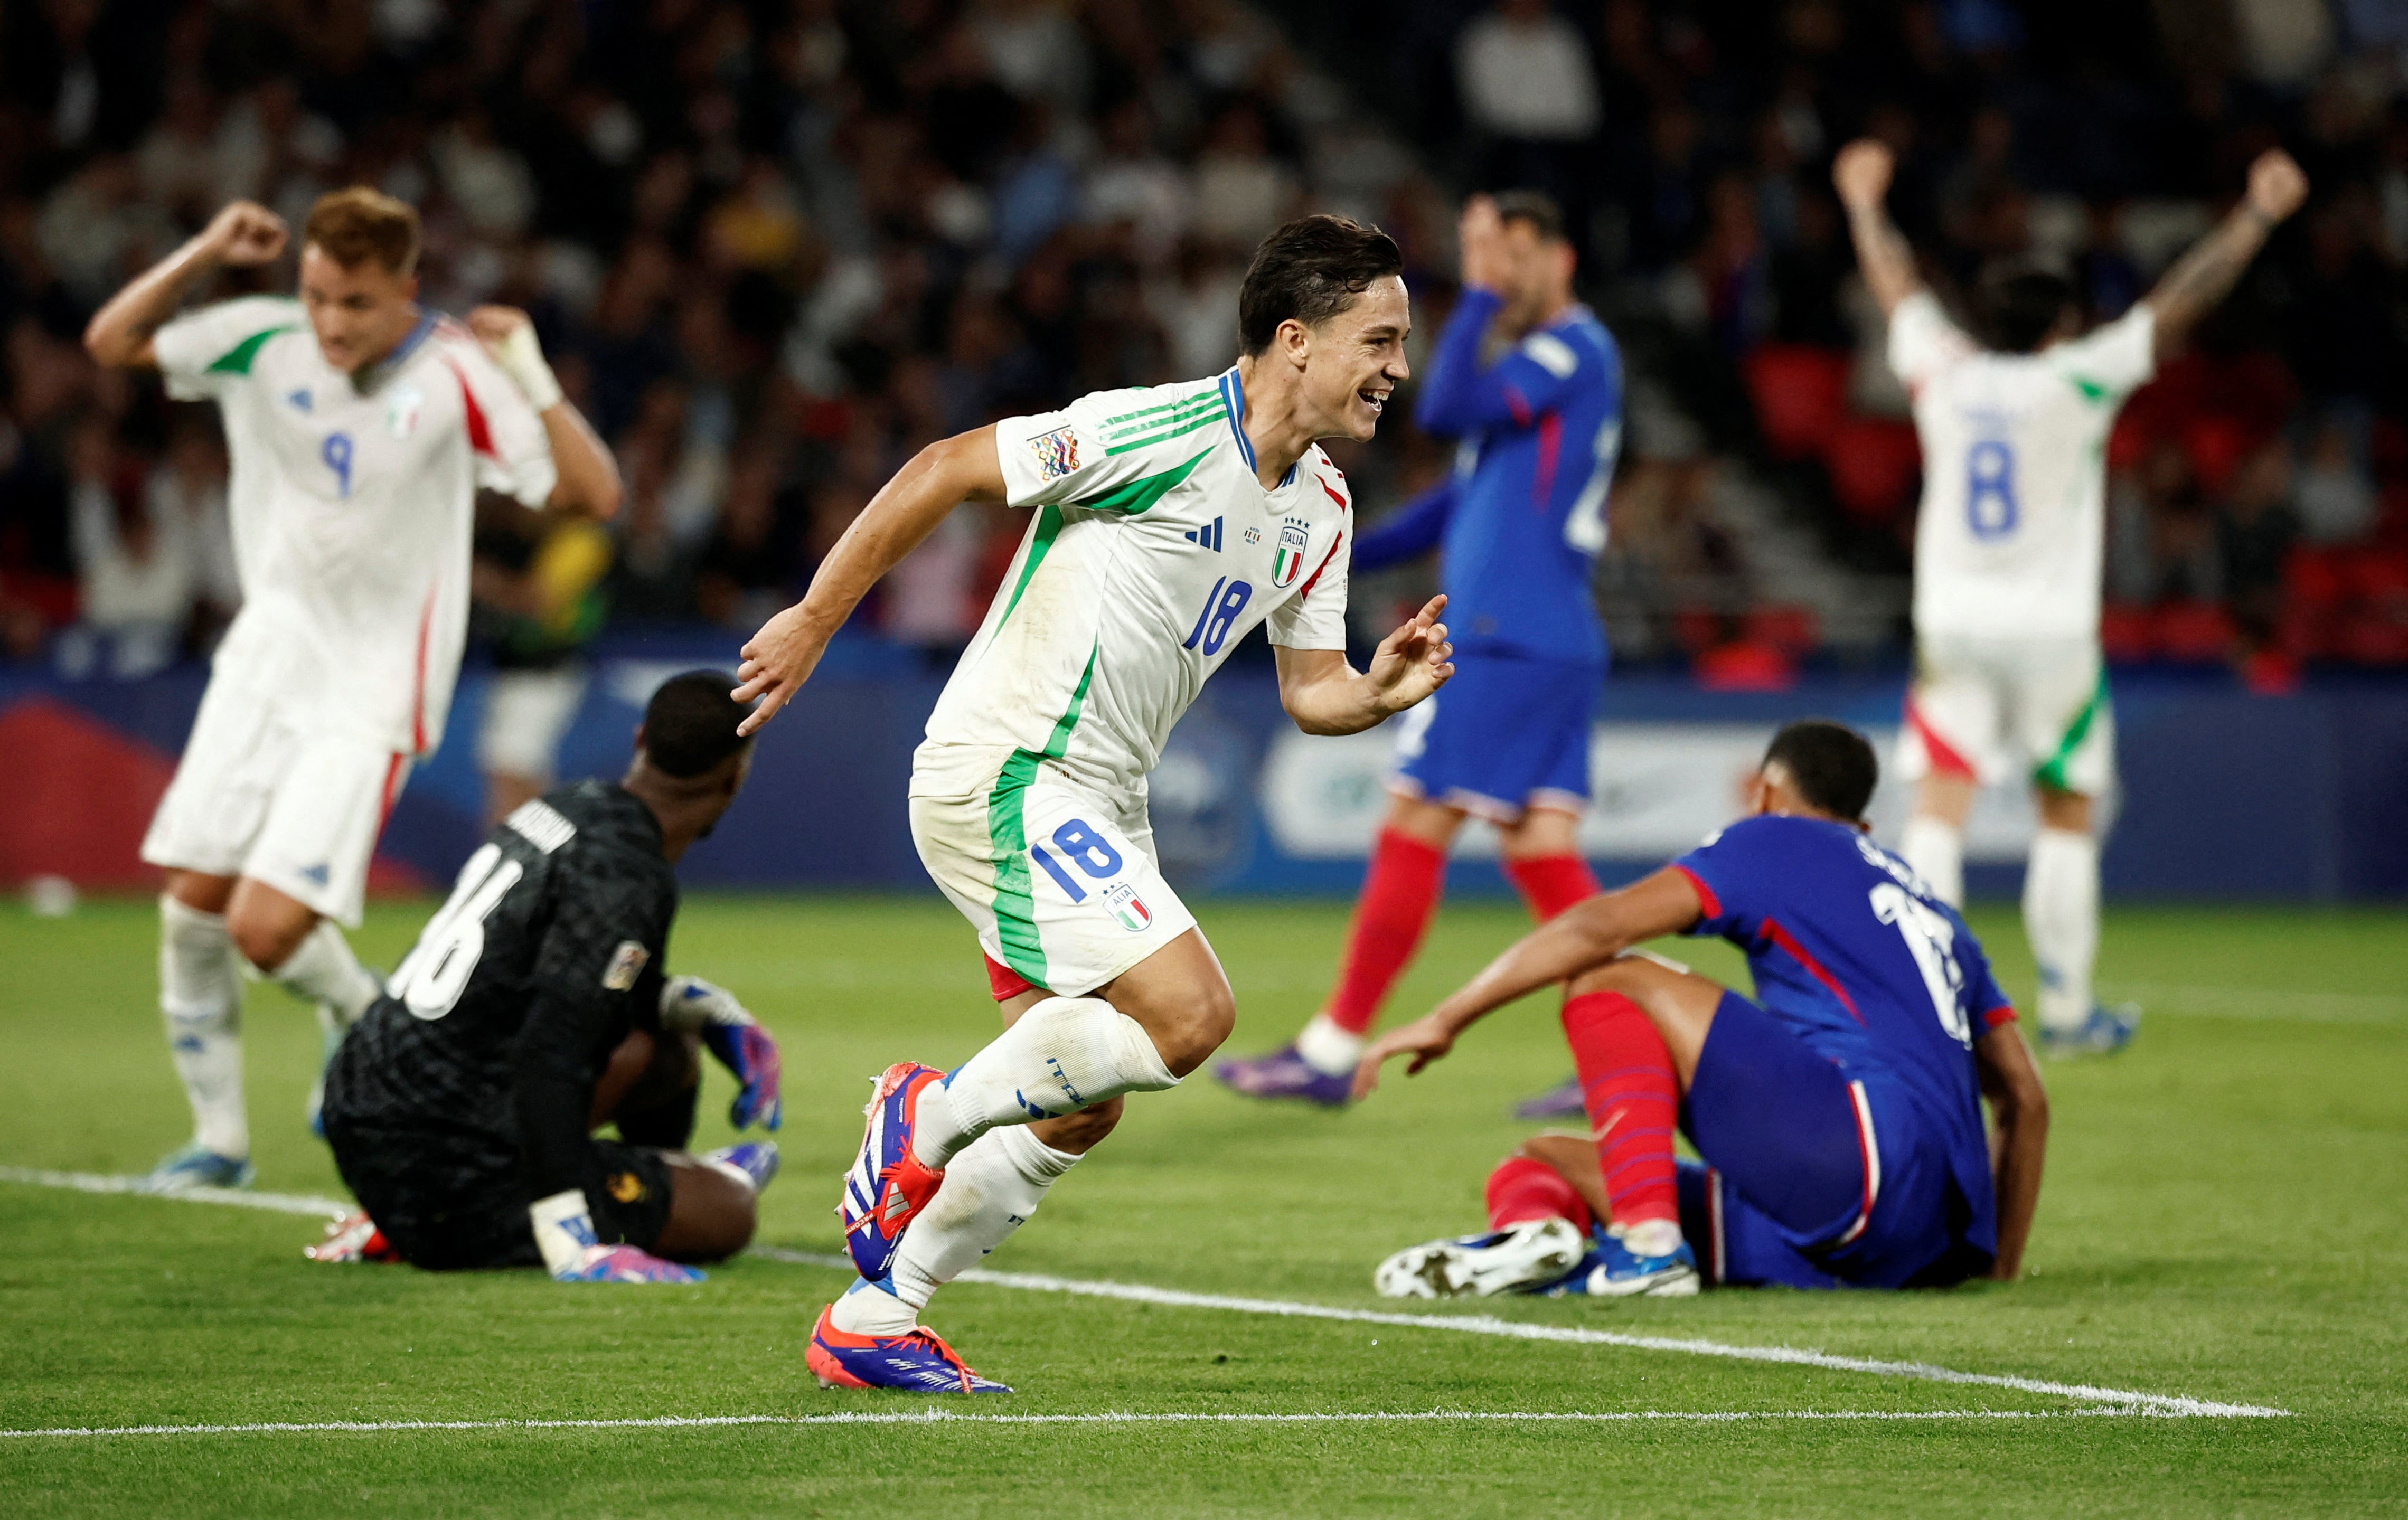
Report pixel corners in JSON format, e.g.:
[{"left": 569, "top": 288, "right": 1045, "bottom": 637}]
[
  {"left": 1535, "top": 411, "right": 1562, "bottom": 506},
  {"left": 1982, "top": 1004, "right": 2019, "bottom": 1029},
  {"left": 408, "top": 585, "right": 435, "bottom": 755},
  {"left": 377, "top": 752, "right": 408, "bottom": 832},
  {"left": 1321, "top": 478, "right": 1349, "bottom": 512},
  {"left": 1672, "top": 863, "right": 1721, "bottom": 918},
  {"left": 1760, "top": 916, "right": 1865, "bottom": 1024},
  {"left": 1834, "top": 1080, "right": 1883, "bottom": 1246},
  {"left": 441, "top": 354, "right": 498, "bottom": 460},
  {"left": 1904, "top": 695, "right": 1978, "bottom": 781},
  {"left": 1296, "top": 529, "right": 1346, "bottom": 602}
]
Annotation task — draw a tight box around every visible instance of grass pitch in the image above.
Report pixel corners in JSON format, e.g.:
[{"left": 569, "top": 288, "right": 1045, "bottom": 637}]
[{"left": 2, "top": 892, "right": 2403, "bottom": 1516}]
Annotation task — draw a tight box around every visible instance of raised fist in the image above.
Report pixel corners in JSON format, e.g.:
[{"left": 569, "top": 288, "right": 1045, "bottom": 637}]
[
  {"left": 1831, "top": 139, "right": 1895, "bottom": 214},
  {"left": 206, "top": 202, "right": 288, "bottom": 267}
]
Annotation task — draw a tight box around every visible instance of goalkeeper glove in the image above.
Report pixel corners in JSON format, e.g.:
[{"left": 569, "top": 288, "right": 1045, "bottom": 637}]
[
  {"left": 660, "top": 975, "right": 783, "bottom": 1131},
  {"left": 529, "top": 1188, "right": 704, "bottom": 1285}
]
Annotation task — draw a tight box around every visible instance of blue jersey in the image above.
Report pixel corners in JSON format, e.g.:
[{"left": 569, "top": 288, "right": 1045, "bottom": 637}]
[
  {"left": 1354, "top": 289, "right": 1622, "bottom": 665},
  {"left": 1672, "top": 814, "right": 2016, "bottom": 1265}
]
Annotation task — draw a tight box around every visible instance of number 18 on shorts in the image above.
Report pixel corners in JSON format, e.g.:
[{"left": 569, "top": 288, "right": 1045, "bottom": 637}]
[{"left": 910, "top": 765, "right": 1199, "bottom": 999}]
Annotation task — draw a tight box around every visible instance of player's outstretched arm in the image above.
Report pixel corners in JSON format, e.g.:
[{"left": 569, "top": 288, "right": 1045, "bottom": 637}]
[
  {"left": 1352, "top": 867, "right": 1704, "bottom": 1099},
  {"left": 469, "top": 306, "right": 622, "bottom": 522},
  {"left": 1273, "top": 594, "right": 1454, "bottom": 736},
  {"left": 1831, "top": 140, "right": 1922, "bottom": 317},
  {"left": 83, "top": 201, "right": 288, "bottom": 369},
  {"left": 2141, "top": 149, "right": 2308, "bottom": 360},
  {"left": 1975, "top": 1022, "right": 2049, "bottom": 1281},
  {"left": 734, "top": 427, "right": 1008, "bottom": 734}
]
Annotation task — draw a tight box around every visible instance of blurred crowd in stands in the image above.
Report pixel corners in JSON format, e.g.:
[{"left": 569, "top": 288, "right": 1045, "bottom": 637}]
[{"left": 4, "top": 0, "right": 2407, "bottom": 687}]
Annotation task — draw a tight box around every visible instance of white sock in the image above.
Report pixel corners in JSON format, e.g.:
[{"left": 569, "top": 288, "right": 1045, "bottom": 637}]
[
  {"left": 910, "top": 996, "right": 1177, "bottom": 1169},
  {"left": 1622, "top": 1217, "right": 1684, "bottom": 1259},
  {"left": 264, "top": 920, "right": 381, "bottom": 1027},
  {"left": 159, "top": 896, "right": 247, "bottom": 1158},
  {"left": 1899, "top": 814, "right": 1965, "bottom": 908},
  {"left": 2024, "top": 827, "right": 2100, "bottom": 1033},
  {"left": 832, "top": 1127, "right": 1084, "bottom": 1335},
  {"left": 1294, "top": 1012, "right": 1363, "bottom": 1078}
]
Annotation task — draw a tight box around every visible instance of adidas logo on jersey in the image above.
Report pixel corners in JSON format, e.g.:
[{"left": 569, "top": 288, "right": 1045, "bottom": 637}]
[
  {"left": 286, "top": 389, "right": 312, "bottom": 412},
  {"left": 1182, "top": 516, "right": 1225, "bottom": 552},
  {"left": 298, "top": 862, "right": 331, "bottom": 886}
]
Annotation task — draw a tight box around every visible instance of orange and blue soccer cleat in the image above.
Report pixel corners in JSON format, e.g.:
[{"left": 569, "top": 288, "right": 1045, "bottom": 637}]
[
  {"left": 837, "top": 1062, "right": 949, "bottom": 1279},
  {"left": 806, "top": 1303, "right": 1011, "bottom": 1394}
]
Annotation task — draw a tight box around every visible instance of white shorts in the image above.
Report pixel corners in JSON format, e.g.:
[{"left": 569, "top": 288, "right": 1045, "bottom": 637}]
[
  {"left": 1895, "top": 634, "right": 2114, "bottom": 797},
  {"left": 140, "top": 678, "right": 409, "bottom": 926},
  {"left": 476, "top": 666, "right": 589, "bottom": 782},
  {"left": 909, "top": 754, "right": 1197, "bottom": 999}
]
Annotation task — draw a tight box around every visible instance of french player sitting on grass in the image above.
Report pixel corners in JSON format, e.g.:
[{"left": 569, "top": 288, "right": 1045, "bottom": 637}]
[
  {"left": 311, "top": 674, "right": 782, "bottom": 1282},
  {"left": 1358, "top": 721, "right": 2049, "bottom": 1298}
]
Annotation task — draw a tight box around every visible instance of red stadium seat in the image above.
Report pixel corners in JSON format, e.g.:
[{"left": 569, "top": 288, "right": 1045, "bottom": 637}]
[
  {"left": 2100, "top": 603, "right": 2154, "bottom": 662},
  {"left": 1744, "top": 345, "right": 1851, "bottom": 460},
  {"left": 1745, "top": 604, "right": 1820, "bottom": 656},
  {"left": 2152, "top": 600, "right": 2236, "bottom": 663},
  {"left": 1694, "top": 640, "right": 1798, "bottom": 692},
  {"left": 1823, "top": 417, "right": 1922, "bottom": 524},
  {"left": 2284, "top": 546, "right": 2348, "bottom": 605}
]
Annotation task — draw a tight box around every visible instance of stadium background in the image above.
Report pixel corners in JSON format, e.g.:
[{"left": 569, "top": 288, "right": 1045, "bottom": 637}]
[{"left": 2, "top": 0, "right": 2405, "bottom": 903}]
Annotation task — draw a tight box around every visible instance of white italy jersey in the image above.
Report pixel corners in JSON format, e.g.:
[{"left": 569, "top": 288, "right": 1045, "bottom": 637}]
[
  {"left": 915, "top": 367, "right": 1353, "bottom": 796},
  {"left": 154, "top": 296, "right": 557, "bottom": 755},
  {"left": 1889, "top": 293, "right": 2156, "bottom": 641}
]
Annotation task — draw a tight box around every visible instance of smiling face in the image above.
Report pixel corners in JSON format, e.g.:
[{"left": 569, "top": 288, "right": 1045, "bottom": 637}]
[
  {"left": 298, "top": 243, "right": 420, "bottom": 375},
  {"left": 1294, "top": 273, "right": 1412, "bottom": 442}
]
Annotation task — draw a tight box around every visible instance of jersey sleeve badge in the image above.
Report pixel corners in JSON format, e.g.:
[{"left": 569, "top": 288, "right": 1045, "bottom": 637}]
[
  {"left": 601, "top": 940, "right": 651, "bottom": 991},
  {"left": 1028, "top": 424, "right": 1083, "bottom": 480},
  {"left": 1271, "top": 518, "right": 1311, "bottom": 588},
  {"left": 386, "top": 384, "right": 424, "bottom": 440}
]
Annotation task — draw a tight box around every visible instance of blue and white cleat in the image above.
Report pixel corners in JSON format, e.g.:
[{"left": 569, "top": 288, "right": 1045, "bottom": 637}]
[
  {"left": 838, "top": 1063, "right": 949, "bottom": 1280},
  {"left": 703, "top": 1140, "right": 780, "bottom": 1194},
  {"left": 143, "top": 1143, "right": 255, "bottom": 1193},
  {"left": 807, "top": 1303, "right": 1011, "bottom": 1394},
  {"left": 1570, "top": 1226, "right": 1701, "bottom": 1298},
  {"left": 2041, "top": 1003, "right": 2140, "bottom": 1058},
  {"left": 1511, "top": 1074, "right": 1587, "bottom": 1121},
  {"left": 1372, "top": 1217, "right": 1589, "bottom": 1299},
  {"left": 1213, "top": 1044, "right": 1352, "bottom": 1107}
]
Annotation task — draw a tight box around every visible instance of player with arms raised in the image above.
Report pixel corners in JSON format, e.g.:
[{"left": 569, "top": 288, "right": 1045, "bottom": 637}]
[
  {"left": 1834, "top": 139, "right": 2307, "bottom": 1054},
  {"left": 735, "top": 215, "right": 1452, "bottom": 1393},
  {"left": 84, "top": 189, "right": 622, "bottom": 1188}
]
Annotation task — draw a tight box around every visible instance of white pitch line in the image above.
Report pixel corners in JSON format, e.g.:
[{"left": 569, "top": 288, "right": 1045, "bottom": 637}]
[
  {"left": 750, "top": 1249, "right": 2289, "bottom": 1419},
  {"left": 0, "top": 1408, "right": 2161, "bottom": 1440},
  {"left": 0, "top": 1167, "right": 2289, "bottom": 1420},
  {"left": 0, "top": 1167, "right": 349, "bottom": 1220}
]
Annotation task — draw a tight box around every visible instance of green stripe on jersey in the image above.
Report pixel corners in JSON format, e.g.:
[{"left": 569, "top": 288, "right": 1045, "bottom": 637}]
[
  {"left": 2033, "top": 666, "right": 2109, "bottom": 793},
  {"left": 1099, "top": 388, "right": 1220, "bottom": 431},
  {"left": 985, "top": 646, "right": 1099, "bottom": 986},
  {"left": 1102, "top": 393, "right": 1221, "bottom": 440},
  {"left": 996, "top": 505, "right": 1064, "bottom": 629},
  {"left": 1077, "top": 448, "right": 1210, "bottom": 514},
  {"left": 206, "top": 326, "right": 300, "bottom": 375},
  {"left": 1105, "top": 403, "right": 1228, "bottom": 455}
]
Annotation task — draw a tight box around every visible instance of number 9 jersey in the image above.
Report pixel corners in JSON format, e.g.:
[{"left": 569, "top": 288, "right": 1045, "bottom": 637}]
[{"left": 1887, "top": 291, "right": 2155, "bottom": 644}]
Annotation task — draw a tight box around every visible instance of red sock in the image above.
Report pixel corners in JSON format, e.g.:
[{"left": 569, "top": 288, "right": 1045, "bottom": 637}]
[
  {"left": 1484, "top": 1155, "right": 1592, "bottom": 1234},
  {"left": 1324, "top": 828, "right": 1447, "bottom": 1035},
  {"left": 1502, "top": 853, "right": 1601, "bottom": 922},
  {"left": 1560, "top": 989, "right": 1680, "bottom": 1228}
]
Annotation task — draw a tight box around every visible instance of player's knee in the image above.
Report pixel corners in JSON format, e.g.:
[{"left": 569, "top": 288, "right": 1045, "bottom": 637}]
[
  {"left": 1570, "top": 958, "right": 1645, "bottom": 1000},
  {"left": 227, "top": 906, "right": 311, "bottom": 971},
  {"left": 1155, "top": 985, "right": 1236, "bottom": 1076}
]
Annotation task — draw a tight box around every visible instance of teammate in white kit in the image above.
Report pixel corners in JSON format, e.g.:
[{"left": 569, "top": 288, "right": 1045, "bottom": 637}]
[
  {"left": 1834, "top": 139, "right": 2307, "bottom": 1054},
  {"left": 734, "top": 215, "right": 1452, "bottom": 1393},
  {"left": 84, "top": 189, "right": 622, "bottom": 1187}
]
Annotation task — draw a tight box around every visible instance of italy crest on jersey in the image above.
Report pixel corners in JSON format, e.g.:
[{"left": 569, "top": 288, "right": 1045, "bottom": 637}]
[
  {"left": 1028, "top": 424, "right": 1082, "bottom": 481},
  {"left": 1271, "top": 518, "right": 1311, "bottom": 588},
  {"left": 387, "top": 384, "right": 424, "bottom": 440},
  {"left": 1104, "top": 882, "right": 1152, "bottom": 932}
]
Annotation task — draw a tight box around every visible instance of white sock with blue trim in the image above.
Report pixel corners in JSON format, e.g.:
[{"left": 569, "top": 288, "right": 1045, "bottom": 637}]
[
  {"left": 263, "top": 920, "right": 381, "bottom": 1027},
  {"left": 159, "top": 896, "right": 246, "bottom": 1159},
  {"left": 2025, "top": 827, "right": 2099, "bottom": 1033},
  {"left": 910, "top": 996, "right": 1175, "bottom": 1169}
]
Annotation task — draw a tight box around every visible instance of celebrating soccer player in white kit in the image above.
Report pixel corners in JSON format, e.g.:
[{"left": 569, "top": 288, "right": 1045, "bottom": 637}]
[
  {"left": 735, "top": 215, "right": 1451, "bottom": 1393},
  {"left": 84, "top": 188, "right": 622, "bottom": 1188},
  {"left": 1833, "top": 139, "right": 2307, "bottom": 1054}
]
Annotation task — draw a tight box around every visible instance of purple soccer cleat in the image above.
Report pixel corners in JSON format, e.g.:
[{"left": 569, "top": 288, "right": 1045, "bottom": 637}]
[
  {"left": 808, "top": 1304, "right": 1011, "bottom": 1394},
  {"left": 703, "top": 1140, "right": 779, "bottom": 1194},
  {"left": 1212, "top": 1044, "right": 1353, "bottom": 1108},
  {"left": 1512, "top": 1074, "right": 1587, "bottom": 1121}
]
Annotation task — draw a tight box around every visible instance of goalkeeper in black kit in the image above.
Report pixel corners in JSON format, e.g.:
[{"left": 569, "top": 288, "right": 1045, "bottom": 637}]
[{"left": 318, "top": 672, "right": 784, "bottom": 1282}]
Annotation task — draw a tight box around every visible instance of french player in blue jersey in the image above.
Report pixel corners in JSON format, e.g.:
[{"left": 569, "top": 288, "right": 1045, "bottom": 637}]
[
  {"left": 1219, "top": 192, "right": 1625, "bottom": 1107},
  {"left": 1356, "top": 721, "right": 2050, "bottom": 1296}
]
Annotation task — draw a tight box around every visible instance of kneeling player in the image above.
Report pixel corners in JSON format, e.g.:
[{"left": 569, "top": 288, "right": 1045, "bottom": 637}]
[
  {"left": 319, "top": 673, "right": 784, "bottom": 1281},
  {"left": 1358, "top": 720, "right": 2049, "bottom": 1295}
]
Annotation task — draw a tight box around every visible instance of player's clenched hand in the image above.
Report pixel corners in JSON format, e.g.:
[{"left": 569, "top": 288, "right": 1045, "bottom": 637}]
[
  {"left": 556, "top": 1244, "right": 706, "bottom": 1285},
  {"left": 1365, "top": 594, "right": 1454, "bottom": 716},
  {"left": 732, "top": 601, "right": 830, "bottom": 735},
  {"left": 2246, "top": 149, "right": 2308, "bottom": 225},
  {"left": 205, "top": 201, "right": 287, "bottom": 267},
  {"left": 1831, "top": 139, "right": 1894, "bottom": 213},
  {"left": 1458, "top": 195, "right": 1510, "bottom": 293},
  {"left": 1352, "top": 1013, "right": 1459, "bottom": 1101}
]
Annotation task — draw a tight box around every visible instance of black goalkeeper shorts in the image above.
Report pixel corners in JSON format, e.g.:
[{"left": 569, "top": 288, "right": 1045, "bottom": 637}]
[{"left": 323, "top": 1115, "right": 675, "bottom": 1272}]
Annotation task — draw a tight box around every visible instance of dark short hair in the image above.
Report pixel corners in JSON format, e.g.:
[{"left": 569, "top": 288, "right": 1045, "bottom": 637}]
[
  {"left": 1237, "top": 214, "right": 1405, "bottom": 356},
  {"left": 1762, "top": 719, "right": 1878, "bottom": 822},
  {"left": 1974, "top": 265, "right": 2078, "bottom": 353},
  {"left": 1492, "top": 190, "right": 1568, "bottom": 244},
  {"left": 304, "top": 186, "right": 421, "bottom": 275},
  {"left": 642, "top": 671, "right": 754, "bottom": 779}
]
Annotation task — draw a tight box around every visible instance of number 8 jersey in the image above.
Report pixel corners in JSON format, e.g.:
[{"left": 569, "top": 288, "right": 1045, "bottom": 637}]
[
  {"left": 914, "top": 367, "right": 1353, "bottom": 799},
  {"left": 1887, "top": 292, "right": 2155, "bottom": 642}
]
